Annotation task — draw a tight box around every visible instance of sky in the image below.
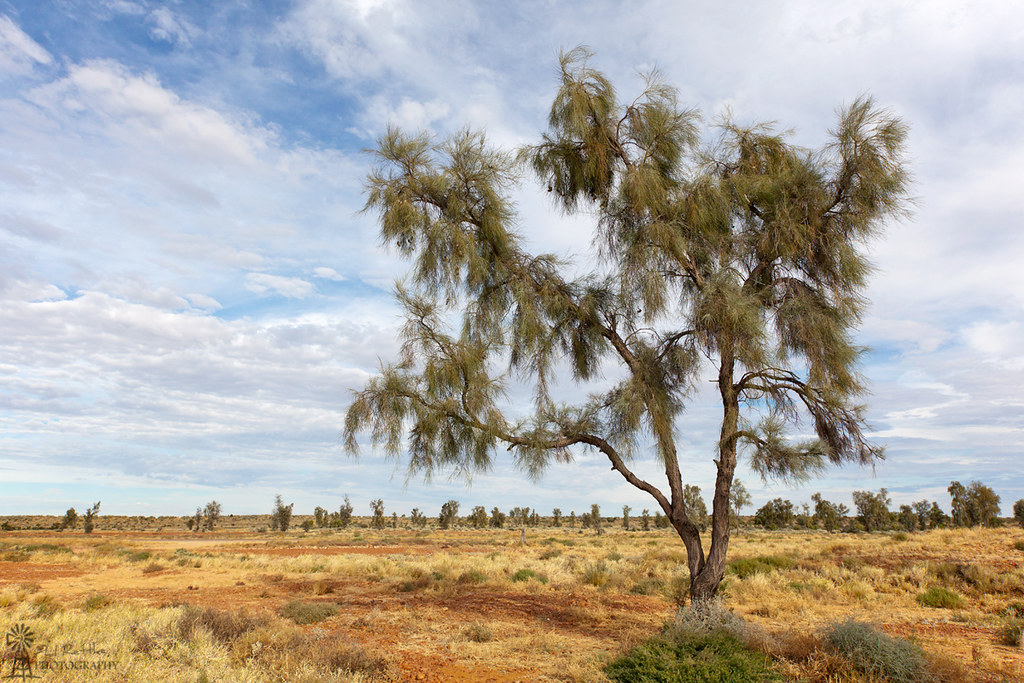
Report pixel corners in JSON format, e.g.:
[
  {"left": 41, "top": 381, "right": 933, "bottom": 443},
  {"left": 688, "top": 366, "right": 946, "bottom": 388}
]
[{"left": 1, "top": 1, "right": 1022, "bottom": 519}]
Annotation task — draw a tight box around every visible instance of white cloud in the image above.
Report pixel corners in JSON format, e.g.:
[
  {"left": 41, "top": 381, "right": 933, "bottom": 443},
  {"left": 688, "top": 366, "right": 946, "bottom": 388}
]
[
  {"left": 313, "top": 267, "right": 345, "bottom": 281},
  {"left": 0, "top": 14, "right": 52, "bottom": 75},
  {"left": 245, "top": 273, "right": 316, "bottom": 299},
  {"left": 148, "top": 7, "right": 198, "bottom": 47}
]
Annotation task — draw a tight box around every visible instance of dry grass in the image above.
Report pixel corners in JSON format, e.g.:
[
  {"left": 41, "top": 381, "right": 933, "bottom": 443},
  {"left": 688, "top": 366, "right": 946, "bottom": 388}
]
[{"left": 0, "top": 524, "right": 1022, "bottom": 681}]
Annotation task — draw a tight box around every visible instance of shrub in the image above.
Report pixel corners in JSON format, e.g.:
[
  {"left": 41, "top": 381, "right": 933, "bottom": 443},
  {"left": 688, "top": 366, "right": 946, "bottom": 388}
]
[
  {"left": 916, "top": 586, "right": 965, "bottom": 609},
  {"left": 823, "top": 619, "right": 928, "bottom": 682},
  {"left": 178, "top": 606, "right": 266, "bottom": 644},
  {"left": 510, "top": 568, "right": 547, "bottom": 583},
  {"left": 582, "top": 561, "right": 611, "bottom": 587},
  {"left": 464, "top": 623, "right": 495, "bottom": 642},
  {"left": 83, "top": 593, "right": 111, "bottom": 611},
  {"left": 727, "top": 555, "right": 795, "bottom": 579},
  {"left": 1013, "top": 540, "right": 1024, "bottom": 552},
  {"left": 998, "top": 619, "right": 1023, "bottom": 647},
  {"left": 141, "top": 561, "right": 165, "bottom": 574},
  {"left": 606, "top": 630, "right": 781, "bottom": 682},
  {"left": 280, "top": 600, "right": 338, "bottom": 625},
  {"left": 315, "top": 638, "right": 391, "bottom": 676},
  {"left": 457, "top": 570, "right": 488, "bottom": 585}
]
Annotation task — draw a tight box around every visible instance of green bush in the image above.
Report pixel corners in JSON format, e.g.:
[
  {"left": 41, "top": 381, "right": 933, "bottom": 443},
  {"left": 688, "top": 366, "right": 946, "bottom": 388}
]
[
  {"left": 727, "top": 555, "right": 795, "bottom": 579},
  {"left": 457, "top": 570, "right": 488, "bottom": 584},
  {"left": 916, "top": 586, "right": 965, "bottom": 609},
  {"left": 1013, "top": 540, "right": 1024, "bottom": 552},
  {"left": 279, "top": 600, "right": 338, "bottom": 625},
  {"left": 511, "top": 568, "right": 547, "bottom": 583},
  {"left": 605, "top": 630, "right": 781, "bottom": 682},
  {"left": 823, "top": 619, "right": 928, "bottom": 682}
]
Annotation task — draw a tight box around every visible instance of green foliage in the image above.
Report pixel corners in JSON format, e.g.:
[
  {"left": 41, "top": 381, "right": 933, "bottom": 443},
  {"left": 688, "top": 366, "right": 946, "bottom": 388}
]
[
  {"left": 369, "top": 498, "right": 386, "bottom": 529},
  {"left": 343, "top": 48, "right": 910, "bottom": 602},
  {"left": 280, "top": 600, "right": 339, "bottom": 625},
  {"left": 82, "top": 501, "right": 100, "bottom": 534},
  {"left": 727, "top": 555, "right": 795, "bottom": 579},
  {"left": 1013, "top": 499, "right": 1024, "bottom": 528},
  {"left": 488, "top": 506, "right": 506, "bottom": 528},
  {"left": 998, "top": 619, "right": 1023, "bottom": 647},
  {"left": 467, "top": 505, "right": 488, "bottom": 528},
  {"left": 510, "top": 568, "right": 547, "bottom": 583},
  {"left": 605, "top": 630, "right": 781, "bottom": 683},
  {"left": 915, "top": 586, "right": 965, "bottom": 609},
  {"left": 331, "top": 495, "right": 354, "bottom": 528},
  {"left": 582, "top": 561, "right": 612, "bottom": 587},
  {"left": 60, "top": 507, "right": 78, "bottom": 530},
  {"left": 823, "top": 619, "right": 929, "bottom": 682},
  {"left": 852, "top": 488, "right": 891, "bottom": 532},
  {"left": 438, "top": 499, "right": 460, "bottom": 529},
  {"left": 753, "top": 499, "right": 793, "bottom": 530},
  {"left": 269, "top": 495, "right": 293, "bottom": 532},
  {"left": 682, "top": 485, "right": 707, "bottom": 532},
  {"left": 811, "top": 493, "right": 847, "bottom": 532},
  {"left": 203, "top": 501, "right": 221, "bottom": 531},
  {"left": 948, "top": 480, "right": 1000, "bottom": 527}
]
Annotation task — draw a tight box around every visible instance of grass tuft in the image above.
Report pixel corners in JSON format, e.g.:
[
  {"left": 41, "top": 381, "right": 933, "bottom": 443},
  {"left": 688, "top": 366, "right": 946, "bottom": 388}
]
[
  {"left": 727, "top": 555, "right": 795, "bottom": 579},
  {"left": 823, "top": 619, "right": 929, "bottom": 682},
  {"left": 916, "top": 586, "right": 965, "bottom": 609},
  {"left": 279, "top": 600, "right": 338, "bottom": 625}
]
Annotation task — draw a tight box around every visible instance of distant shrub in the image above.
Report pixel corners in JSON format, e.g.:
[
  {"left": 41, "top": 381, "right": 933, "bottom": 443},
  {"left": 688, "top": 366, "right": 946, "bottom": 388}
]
[
  {"left": 31, "top": 593, "right": 61, "bottom": 618},
  {"left": 916, "top": 586, "right": 965, "bottom": 609},
  {"left": 630, "top": 578, "right": 665, "bottom": 596},
  {"left": 823, "top": 619, "right": 928, "bottom": 682},
  {"left": 606, "top": 630, "right": 781, "bottom": 682},
  {"left": 539, "top": 548, "right": 561, "bottom": 560},
  {"left": 1013, "top": 540, "right": 1024, "bottom": 552},
  {"left": 727, "top": 555, "right": 795, "bottom": 579},
  {"left": 127, "top": 551, "right": 152, "bottom": 563},
  {"left": 141, "top": 561, "right": 165, "bottom": 574},
  {"left": 279, "top": 600, "right": 338, "bottom": 625},
  {"left": 315, "top": 638, "right": 391, "bottom": 676}
]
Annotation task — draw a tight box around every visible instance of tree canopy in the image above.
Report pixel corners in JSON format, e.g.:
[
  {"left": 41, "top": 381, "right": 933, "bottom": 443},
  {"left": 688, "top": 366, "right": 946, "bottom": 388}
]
[{"left": 344, "top": 47, "right": 910, "bottom": 601}]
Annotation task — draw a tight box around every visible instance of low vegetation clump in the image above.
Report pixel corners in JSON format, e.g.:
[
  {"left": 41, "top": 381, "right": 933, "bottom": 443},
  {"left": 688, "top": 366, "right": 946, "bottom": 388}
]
[
  {"left": 823, "top": 619, "right": 929, "bottom": 682},
  {"left": 279, "top": 599, "right": 338, "bottom": 625},
  {"left": 510, "top": 568, "right": 547, "bottom": 583},
  {"left": 606, "top": 630, "right": 781, "bottom": 682},
  {"left": 999, "top": 619, "right": 1024, "bottom": 647},
  {"left": 916, "top": 586, "right": 965, "bottom": 609},
  {"left": 727, "top": 555, "right": 796, "bottom": 579},
  {"left": 178, "top": 605, "right": 267, "bottom": 644}
]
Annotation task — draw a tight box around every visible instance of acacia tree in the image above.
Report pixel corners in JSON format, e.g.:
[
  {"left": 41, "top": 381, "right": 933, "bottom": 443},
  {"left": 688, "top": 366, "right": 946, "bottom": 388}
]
[{"left": 344, "top": 48, "right": 909, "bottom": 602}]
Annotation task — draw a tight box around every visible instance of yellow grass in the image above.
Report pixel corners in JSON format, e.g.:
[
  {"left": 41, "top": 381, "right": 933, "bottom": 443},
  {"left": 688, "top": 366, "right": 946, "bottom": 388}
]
[{"left": 0, "top": 523, "right": 1022, "bottom": 681}]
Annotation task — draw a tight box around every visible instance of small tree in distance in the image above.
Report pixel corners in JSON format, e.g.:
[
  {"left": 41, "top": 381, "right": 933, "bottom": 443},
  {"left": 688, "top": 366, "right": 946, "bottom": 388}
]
[
  {"left": 1014, "top": 499, "right": 1024, "bottom": 528},
  {"left": 370, "top": 499, "right": 386, "bottom": 529},
  {"left": 270, "top": 495, "right": 293, "bottom": 532},
  {"left": 343, "top": 48, "right": 910, "bottom": 602},
  {"left": 60, "top": 507, "right": 78, "bottom": 531},
  {"left": 203, "top": 501, "right": 221, "bottom": 531},
  {"left": 83, "top": 501, "right": 100, "bottom": 534},
  {"left": 438, "top": 500, "right": 460, "bottom": 529}
]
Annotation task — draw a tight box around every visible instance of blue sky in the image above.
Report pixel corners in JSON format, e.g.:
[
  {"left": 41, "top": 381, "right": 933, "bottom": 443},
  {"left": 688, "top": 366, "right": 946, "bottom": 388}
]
[{"left": 1, "top": 1, "right": 1022, "bottom": 518}]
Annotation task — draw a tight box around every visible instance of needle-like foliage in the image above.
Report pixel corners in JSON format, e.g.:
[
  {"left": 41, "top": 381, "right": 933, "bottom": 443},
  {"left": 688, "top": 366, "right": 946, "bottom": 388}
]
[{"left": 344, "top": 47, "right": 910, "bottom": 602}]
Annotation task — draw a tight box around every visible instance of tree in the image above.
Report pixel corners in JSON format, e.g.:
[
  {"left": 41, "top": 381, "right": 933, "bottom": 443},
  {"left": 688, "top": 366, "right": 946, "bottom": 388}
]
[
  {"left": 314, "top": 506, "right": 329, "bottom": 528},
  {"left": 753, "top": 498, "right": 793, "bottom": 530},
  {"left": 948, "top": 480, "right": 1001, "bottom": 527},
  {"left": 911, "top": 500, "right": 931, "bottom": 530},
  {"left": 728, "top": 481, "right": 751, "bottom": 531},
  {"left": 811, "top": 492, "right": 846, "bottom": 532},
  {"left": 343, "top": 49, "right": 908, "bottom": 602},
  {"left": 410, "top": 507, "right": 427, "bottom": 527},
  {"left": 641, "top": 509, "right": 651, "bottom": 531},
  {"left": 270, "top": 495, "right": 294, "bottom": 532},
  {"left": 438, "top": 500, "right": 460, "bottom": 529},
  {"left": 468, "top": 505, "right": 488, "bottom": 528},
  {"left": 60, "top": 507, "right": 78, "bottom": 531},
  {"left": 852, "top": 488, "right": 891, "bottom": 532},
  {"left": 370, "top": 499, "right": 386, "bottom": 529},
  {"left": 622, "top": 505, "right": 632, "bottom": 530},
  {"left": 489, "top": 507, "right": 506, "bottom": 528},
  {"left": 552, "top": 508, "right": 562, "bottom": 527},
  {"left": 334, "top": 496, "right": 354, "bottom": 529},
  {"left": 83, "top": 501, "right": 100, "bottom": 534},
  {"left": 191, "top": 506, "right": 203, "bottom": 533},
  {"left": 1014, "top": 499, "right": 1024, "bottom": 528},
  {"left": 898, "top": 504, "right": 917, "bottom": 532},
  {"left": 681, "top": 485, "right": 708, "bottom": 532},
  {"left": 203, "top": 501, "right": 222, "bottom": 531}
]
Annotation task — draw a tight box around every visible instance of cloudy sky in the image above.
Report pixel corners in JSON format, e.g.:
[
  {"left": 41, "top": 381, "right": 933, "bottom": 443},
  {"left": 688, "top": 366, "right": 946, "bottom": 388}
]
[{"left": 1, "top": 1, "right": 1021, "bottom": 519}]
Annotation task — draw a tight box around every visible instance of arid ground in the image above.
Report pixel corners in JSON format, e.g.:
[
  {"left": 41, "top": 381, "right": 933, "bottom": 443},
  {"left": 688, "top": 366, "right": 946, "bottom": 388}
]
[{"left": 1, "top": 519, "right": 1022, "bottom": 681}]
